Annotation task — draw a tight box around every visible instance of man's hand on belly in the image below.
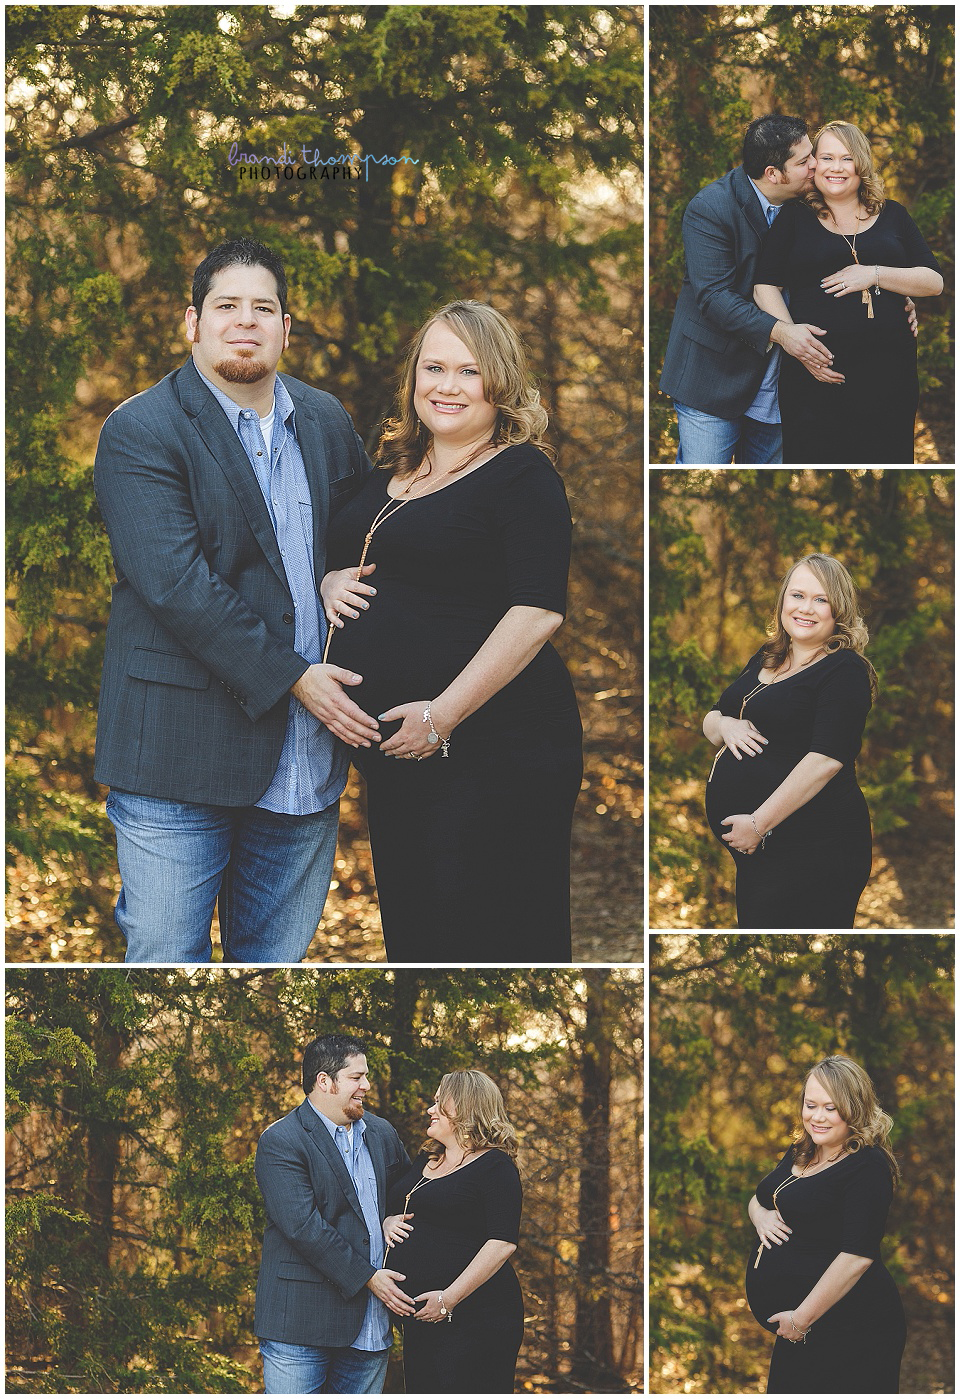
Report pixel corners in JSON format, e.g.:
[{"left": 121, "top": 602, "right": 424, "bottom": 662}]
[{"left": 291, "top": 664, "right": 381, "bottom": 747}]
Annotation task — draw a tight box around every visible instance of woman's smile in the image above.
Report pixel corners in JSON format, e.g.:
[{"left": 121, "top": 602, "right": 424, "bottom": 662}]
[
  {"left": 801, "top": 1073, "right": 851, "bottom": 1154},
  {"left": 781, "top": 563, "right": 836, "bottom": 650}
]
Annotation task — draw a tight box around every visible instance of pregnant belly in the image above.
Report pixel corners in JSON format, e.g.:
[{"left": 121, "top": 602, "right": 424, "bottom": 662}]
[
  {"left": 706, "top": 747, "right": 870, "bottom": 848},
  {"left": 326, "top": 586, "right": 497, "bottom": 723},
  {"left": 387, "top": 1230, "right": 479, "bottom": 1301},
  {"left": 747, "top": 1245, "right": 905, "bottom": 1345},
  {"left": 745, "top": 1242, "right": 831, "bottom": 1333},
  {"left": 327, "top": 584, "right": 580, "bottom": 747},
  {"left": 705, "top": 745, "right": 798, "bottom": 842}
]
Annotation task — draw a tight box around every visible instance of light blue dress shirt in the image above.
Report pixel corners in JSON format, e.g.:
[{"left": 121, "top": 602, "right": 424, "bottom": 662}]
[
  {"left": 196, "top": 369, "right": 348, "bottom": 814},
  {"left": 745, "top": 177, "right": 785, "bottom": 425},
  {"left": 308, "top": 1101, "right": 391, "bottom": 1352}
]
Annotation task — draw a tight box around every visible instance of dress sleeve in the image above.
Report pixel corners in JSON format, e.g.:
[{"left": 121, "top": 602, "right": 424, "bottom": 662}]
[
  {"left": 755, "top": 201, "right": 799, "bottom": 286},
  {"left": 479, "top": 1153, "right": 523, "bottom": 1244},
  {"left": 839, "top": 1151, "right": 893, "bottom": 1259},
  {"left": 888, "top": 200, "right": 942, "bottom": 274},
  {"left": 492, "top": 452, "right": 572, "bottom": 614},
  {"left": 809, "top": 654, "right": 872, "bottom": 763}
]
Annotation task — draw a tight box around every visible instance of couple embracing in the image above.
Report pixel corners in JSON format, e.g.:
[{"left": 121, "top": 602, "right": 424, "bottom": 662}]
[
  {"left": 93, "top": 239, "right": 581, "bottom": 965},
  {"left": 660, "top": 113, "right": 943, "bottom": 464},
  {"left": 255, "top": 1034, "right": 523, "bottom": 1394}
]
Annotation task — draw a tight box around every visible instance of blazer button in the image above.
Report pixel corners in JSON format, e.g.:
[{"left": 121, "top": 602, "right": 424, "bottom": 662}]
[{"left": 282, "top": 613, "right": 294, "bottom": 624}]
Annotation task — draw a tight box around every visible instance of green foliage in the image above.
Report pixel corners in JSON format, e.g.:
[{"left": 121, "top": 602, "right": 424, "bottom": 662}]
[
  {"left": 650, "top": 934, "right": 954, "bottom": 1393},
  {"left": 650, "top": 469, "right": 955, "bottom": 929},
  {"left": 649, "top": 6, "right": 954, "bottom": 460}
]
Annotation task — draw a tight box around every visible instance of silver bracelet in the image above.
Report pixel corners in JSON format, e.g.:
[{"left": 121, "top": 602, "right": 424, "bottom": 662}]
[
  {"left": 438, "top": 1289, "right": 453, "bottom": 1321},
  {"left": 874, "top": 264, "right": 881, "bottom": 295},
  {"left": 423, "top": 703, "right": 451, "bottom": 757},
  {"left": 788, "top": 1310, "right": 811, "bottom": 1343},
  {"left": 750, "top": 813, "right": 773, "bottom": 850}
]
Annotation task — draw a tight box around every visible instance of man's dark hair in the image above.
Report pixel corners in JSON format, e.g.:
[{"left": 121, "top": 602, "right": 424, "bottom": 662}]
[
  {"left": 191, "top": 238, "right": 288, "bottom": 318},
  {"left": 742, "top": 115, "right": 809, "bottom": 179},
  {"left": 302, "top": 1034, "right": 367, "bottom": 1093}
]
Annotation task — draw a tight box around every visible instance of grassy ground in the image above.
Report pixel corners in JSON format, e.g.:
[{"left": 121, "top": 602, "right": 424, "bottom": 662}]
[
  {"left": 650, "top": 783, "right": 954, "bottom": 931},
  {"left": 6, "top": 690, "right": 642, "bottom": 964}
]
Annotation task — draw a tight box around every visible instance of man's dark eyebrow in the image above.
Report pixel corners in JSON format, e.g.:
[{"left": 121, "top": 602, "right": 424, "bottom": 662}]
[{"left": 212, "top": 292, "right": 279, "bottom": 304}]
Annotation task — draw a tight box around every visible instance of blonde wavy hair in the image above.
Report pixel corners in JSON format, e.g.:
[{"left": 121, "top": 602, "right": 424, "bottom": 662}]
[
  {"left": 793, "top": 1055, "right": 900, "bottom": 1184},
  {"left": 424, "top": 1070, "right": 519, "bottom": 1163},
  {"left": 805, "top": 121, "right": 886, "bottom": 220},
  {"left": 376, "top": 300, "right": 554, "bottom": 479},
  {"left": 763, "top": 552, "right": 878, "bottom": 699}
]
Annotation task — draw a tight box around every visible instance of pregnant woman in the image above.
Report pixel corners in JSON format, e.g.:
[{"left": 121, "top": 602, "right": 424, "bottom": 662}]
[
  {"left": 703, "top": 553, "right": 875, "bottom": 929},
  {"left": 746, "top": 1055, "right": 906, "bottom": 1393},
  {"left": 323, "top": 300, "right": 582, "bottom": 961},
  {"left": 754, "top": 120, "right": 942, "bottom": 464},
  {"left": 383, "top": 1070, "right": 524, "bottom": 1394}
]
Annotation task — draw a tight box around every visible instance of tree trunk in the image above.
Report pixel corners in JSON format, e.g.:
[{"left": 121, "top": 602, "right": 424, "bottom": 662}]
[{"left": 571, "top": 971, "right": 618, "bottom": 1386}]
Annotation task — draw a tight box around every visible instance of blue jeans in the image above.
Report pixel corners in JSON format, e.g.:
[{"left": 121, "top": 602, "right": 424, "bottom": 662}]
[
  {"left": 259, "top": 1340, "right": 390, "bottom": 1395},
  {"left": 675, "top": 401, "right": 783, "bottom": 464},
  {"left": 105, "top": 790, "right": 339, "bottom": 963}
]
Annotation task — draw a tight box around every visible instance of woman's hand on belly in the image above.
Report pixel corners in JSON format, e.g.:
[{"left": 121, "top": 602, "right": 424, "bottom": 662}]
[
  {"left": 383, "top": 1212, "right": 415, "bottom": 1247},
  {"left": 766, "top": 1310, "right": 811, "bottom": 1341},
  {"left": 320, "top": 563, "right": 378, "bottom": 628},
  {"left": 752, "top": 1203, "right": 792, "bottom": 1251},
  {"left": 718, "top": 716, "right": 768, "bottom": 759},
  {"left": 720, "top": 812, "right": 761, "bottom": 854},
  {"left": 377, "top": 699, "right": 449, "bottom": 760},
  {"left": 820, "top": 261, "right": 875, "bottom": 299}
]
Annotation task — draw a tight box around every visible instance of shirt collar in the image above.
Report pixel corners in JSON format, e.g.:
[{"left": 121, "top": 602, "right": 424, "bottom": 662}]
[
  {"left": 195, "top": 365, "right": 296, "bottom": 431},
  {"left": 306, "top": 1097, "right": 367, "bottom": 1142},
  {"left": 747, "top": 175, "right": 778, "bottom": 222}
]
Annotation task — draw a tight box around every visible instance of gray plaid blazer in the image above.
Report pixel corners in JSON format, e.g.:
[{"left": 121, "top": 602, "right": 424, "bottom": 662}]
[
  {"left": 659, "top": 165, "right": 781, "bottom": 419},
  {"left": 93, "top": 357, "right": 371, "bottom": 805},
  {"left": 254, "top": 1103, "right": 410, "bottom": 1348}
]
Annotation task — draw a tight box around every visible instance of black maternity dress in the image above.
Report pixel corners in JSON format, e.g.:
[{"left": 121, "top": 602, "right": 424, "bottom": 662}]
[
  {"left": 756, "top": 198, "right": 942, "bottom": 463},
  {"left": 325, "top": 444, "right": 583, "bottom": 962},
  {"left": 746, "top": 1145, "right": 906, "bottom": 1393},
  {"left": 705, "top": 648, "right": 872, "bottom": 928},
  {"left": 386, "top": 1149, "right": 524, "bottom": 1394}
]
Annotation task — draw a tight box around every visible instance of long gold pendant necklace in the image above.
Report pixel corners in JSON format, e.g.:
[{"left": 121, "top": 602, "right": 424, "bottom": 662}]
[
  {"left": 753, "top": 1146, "right": 844, "bottom": 1269},
  {"left": 708, "top": 644, "right": 826, "bottom": 783},
  {"left": 382, "top": 1149, "right": 475, "bottom": 1260},
  {"left": 321, "top": 453, "right": 439, "bottom": 663},
  {"left": 383, "top": 1173, "right": 430, "bottom": 1262},
  {"left": 833, "top": 209, "right": 875, "bottom": 319}
]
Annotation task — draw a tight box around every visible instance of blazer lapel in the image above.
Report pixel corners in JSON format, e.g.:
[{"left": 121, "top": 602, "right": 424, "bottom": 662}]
[
  {"left": 281, "top": 378, "right": 331, "bottom": 581},
  {"left": 175, "top": 359, "right": 289, "bottom": 590},
  {"left": 296, "top": 1101, "right": 366, "bottom": 1225},
  {"left": 733, "top": 165, "right": 770, "bottom": 244},
  {"left": 363, "top": 1119, "right": 388, "bottom": 1213}
]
